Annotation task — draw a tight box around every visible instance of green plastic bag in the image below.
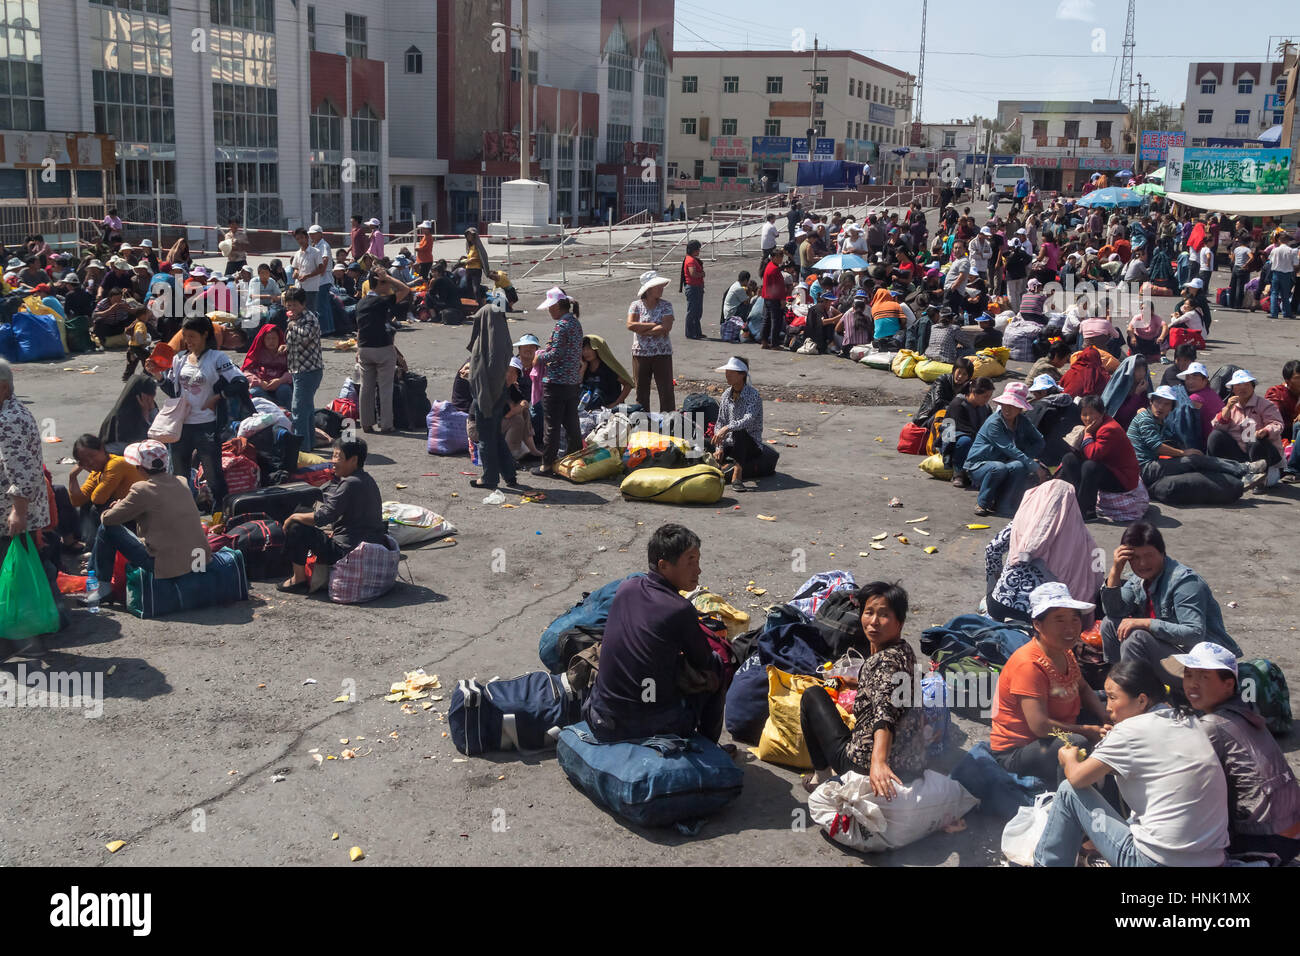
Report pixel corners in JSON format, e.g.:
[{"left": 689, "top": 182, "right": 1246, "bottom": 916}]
[{"left": 0, "top": 533, "right": 59, "bottom": 641}]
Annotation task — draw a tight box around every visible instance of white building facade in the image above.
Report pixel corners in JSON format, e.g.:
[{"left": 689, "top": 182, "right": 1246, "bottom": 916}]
[{"left": 1183, "top": 61, "right": 1289, "bottom": 146}]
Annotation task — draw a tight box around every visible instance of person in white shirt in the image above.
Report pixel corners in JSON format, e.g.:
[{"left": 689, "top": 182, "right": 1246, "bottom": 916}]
[
  {"left": 969, "top": 226, "right": 994, "bottom": 276},
  {"left": 1267, "top": 237, "right": 1297, "bottom": 319},
  {"left": 289, "top": 227, "right": 326, "bottom": 305},
  {"left": 1034, "top": 657, "right": 1229, "bottom": 867},
  {"left": 1229, "top": 240, "right": 1252, "bottom": 310},
  {"left": 840, "top": 223, "right": 868, "bottom": 257},
  {"left": 243, "top": 262, "right": 281, "bottom": 331},
  {"left": 759, "top": 214, "right": 780, "bottom": 271},
  {"left": 308, "top": 223, "right": 336, "bottom": 335},
  {"left": 1197, "top": 240, "right": 1214, "bottom": 287}
]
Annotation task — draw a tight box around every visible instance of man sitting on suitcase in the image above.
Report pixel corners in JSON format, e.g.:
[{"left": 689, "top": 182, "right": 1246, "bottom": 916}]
[
  {"left": 277, "top": 438, "right": 387, "bottom": 594},
  {"left": 583, "top": 523, "right": 726, "bottom": 743}
]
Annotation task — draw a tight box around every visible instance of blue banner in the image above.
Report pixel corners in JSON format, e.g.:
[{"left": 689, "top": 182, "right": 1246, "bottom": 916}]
[
  {"left": 792, "top": 137, "right": 835, "bottom": 160},
  {"left": 750, "top": 136, "right": 792, "bottom": 159},
  {"left": 868, "top": 103, "right": 896, "bottom": 126}
]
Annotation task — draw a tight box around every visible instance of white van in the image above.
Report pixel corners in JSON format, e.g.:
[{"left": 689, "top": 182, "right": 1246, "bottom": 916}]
[{"left": 992, "top": 163, "right": 1029, "bottom": 199}]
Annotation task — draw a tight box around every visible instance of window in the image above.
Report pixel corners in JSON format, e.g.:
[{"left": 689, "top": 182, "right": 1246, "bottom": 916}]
[
  {"left": 1200, "top": 80, "right": 1216, "bottom": 95},
  {"left": 510, "top": 47, "right": 538, "bottom": 84},
  {"left": 309, "top": 100, "right": 342, "bottom": 153},
  {"left": 693, "top": 159, "right": 704, "bottom": 179},
  {"left": 215, "top": 161, "right": 280, "bottom": 222},
  {"left": 681, "top": 75, "right": 697, "bottom": 94},
  {"left": 351, "top": 105, "right": 381, "bottom": 154},
  {"left": 92, "top": 0, "right": 170, "bottom": 11},
  {"left": 345, "top": 13, "right": 367, "bottom": 59},
  {"left": 1064, "top": 120, "right": 1080, "bottom": 139},
  {"left": 1197, "top": 109, "right": 1213, "bottom": 124},
  {"left": 405, "top": 46, "right": 423, "bottom": 74},
  {"left": 680, "top": 117, "right": 696, "bottom": 135},
  {"left": 1234, "top": 109, "right": 1250, "bottom": 125},
  {"left": 813, "top": 120, "right": 826, "bottom": 137},
  {"left": 845, "top": 122, "right": 852, "bottom": 139},
  {"left": 94, "top": 70, "right": 176, "bottom": 145},
  {"left": 212, "top": 82, "right": 278, "bottom": 148},
  {"left": 813, "top": 76, "right": 828, "bottom": 95},
  {"left": 350, "top": 106, "right": 381, "bottom": 222},
  {"left": 764, "top": 119, "right": 780, "bottom": 136},
  {"left": 720, "top": 118, "right": 737, "bottom": 136},
  {"left": 1278, "top": 79, "right": 1288, "bottom": 96},
  {"left": 943, "top": 130, "right": 955, "bottom": 148},
  {"left": 643, "top": 34, "right": 666, "bottom": 99},
  {"left": 1095, "top": 120, "right": 1112, "bottom": 140},
  {"left": 0, "top": 1, "right": 44, "bottom": 131},
  {"left": 723, "top": 75, "right": 739, "bottom": 93},
  {"left": 857, "top": 80, "right": 864, "bottom": 98},
  {"left": 1237, "top": 78, "right": 1253, "bottom": 95},
  {"left": 307, "top": 6, "right": 315, "bottom": 51},
  {"left": 606, "top": 26, "right": 633, "bottom": 92},
  {"left": 666, "top": 162, "right": 678, "bottom": 180},
  {"left": 605, "top": 123, "right": 630, "bottom": 163},
  {"left": 1032, "top": 120, "right": 1047, "bottom": 138},
  {"left": 718, "top": 162, "right": 738, "bottom": 178},
  {"left": 768, "top": 76, "right": 784, "bottom": 94},
  {"left": 209, "top": 0, "right": 274, "bottom": 32},
  {"left": 642, "top": 119, "right": 664, "bottom": 146},
  {"left": 1275, "top": 110, "right": 1286, "bottom": 124}
]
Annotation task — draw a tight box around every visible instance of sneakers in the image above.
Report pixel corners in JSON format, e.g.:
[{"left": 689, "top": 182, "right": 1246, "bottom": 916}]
[
  {"left": 1242, "top": 461, "right": 1269, "bottom": 493},
  {"left": 951, "top": 472, "right": 970, "bottom": 489}
]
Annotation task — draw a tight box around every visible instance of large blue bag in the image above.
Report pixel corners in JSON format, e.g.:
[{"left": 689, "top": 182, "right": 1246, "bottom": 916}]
[
  {"left": 0, "top": 324, "right": 18, "bottom": 363},
  {"left": 125, "top": 547, "right": 249, "bottom": 619},
  {"left": 788, "top": 570, "right": 857, "bottom": 620},
  {"left": 556, "top": 721, "right": 743, "bottom": 827},
  {"left": 724, "top": 622, "right": 834, "bottom": 742},
  {"left": 448, "top": 671, "right": 581, "bottom": 755},
  {"left": 11, "top": 310, "right": 64, "bottom": 362},
  {"left": 538, "top": 573, "right": 643, "bottom": 673}
]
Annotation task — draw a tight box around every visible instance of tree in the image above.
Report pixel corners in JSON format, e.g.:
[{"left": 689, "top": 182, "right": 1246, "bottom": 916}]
[{"left": 1000, "top": 131, "right": 1022, "bottom": 153}]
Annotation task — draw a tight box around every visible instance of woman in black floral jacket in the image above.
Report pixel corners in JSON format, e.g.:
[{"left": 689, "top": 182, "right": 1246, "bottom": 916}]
[{"left": 799, "top": 581, "right": 928, "bottom": 799}]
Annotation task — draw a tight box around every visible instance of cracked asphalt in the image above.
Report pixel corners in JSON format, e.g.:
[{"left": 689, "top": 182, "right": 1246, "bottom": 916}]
[{"left": 5, "top": 238, "right": 1298, "bottom": 867}]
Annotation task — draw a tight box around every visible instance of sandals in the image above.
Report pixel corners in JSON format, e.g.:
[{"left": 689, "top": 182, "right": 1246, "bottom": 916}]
[
  {"left": 974, "top": 505, "right": 995, "bottom": 517},
  {"left": 529, "top": 466, "right": 554, "bottom": 478},
  {"left": 469, "top": 478, "right": 494, "bottom": 489},
  {"left": 276, "top": 579, "right": 309, "bottom": 594}
]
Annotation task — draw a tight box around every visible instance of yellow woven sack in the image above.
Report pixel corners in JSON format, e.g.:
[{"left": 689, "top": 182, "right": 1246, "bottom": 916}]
[
  {"left": 920, "top": 453, "right": 953, "bottom": 480},
  {"left": 755, "top": 668, "right": 851, "bottom": 769},
  {"left": 688, "top": 590, "right": 751, "bottom": 638},
  {"left": 890, "top": 349, "right": 920, "bottom": 379},
  {"left": 970, "top": 349, "right": 1006, "bottom": 378},
  {"left": 556, "top": 445, "right": 623, "bottom": 483},
  {"left": 914, "top": 359, "right": 953, "bottom": 383}
]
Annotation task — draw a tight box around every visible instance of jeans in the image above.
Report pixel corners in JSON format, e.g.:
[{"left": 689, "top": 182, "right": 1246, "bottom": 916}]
[
  {"left": 357, "top": 344, "right": 397, "bottom": 430},
  {"left": 1034, "top": 780, "right": 1162, "bottom": 867},
  {"left": 1056, "top": 452, "right": 1125, "bottom": 517},
  {"left": 799, "top": 686, "right": 866, "bottom": 775},
  {"left": 1229, "top": 268, "right": 1248, "bottom": 309},
  {"left": 966, "top": 459, "right": 1034, "bottom": 513},
  {"left": 173, "top": 420, "right": 224, "bottom": 513},
  {"left": 684, "top": 285, "right": 705, "bottom": 339},
  {"left": 1270, "top": 271, "right": 1294, "bottom": 318},
  {"left": 291, "top": 367, "right": 323, "bottom": 451},
  {"left": 951, "top": 434, "right": 974, "bottom": 472},
  {"left": 91, "top": 523, "right": 154, "bottom": 596},
  {"left": 250, "top": 383, "right": 293, "bottom": 408},
  {"left": 315, "top": 285, "right": 335, "bottom": 335},
  {"left": 541, "top": 383, "right": 582, "bottom": 468},
  {"left": 474, "top": 398, "right": 517, "bottom": 488},
  {"left": 1100, "top": 621, "right": 1187, "bottom": 694},
  {"left": 1141, "top": 455, "right": 1250, "bottom": 484},
  {"left": 1206, "top": 428, "right": 1282, "bottom": 469}
]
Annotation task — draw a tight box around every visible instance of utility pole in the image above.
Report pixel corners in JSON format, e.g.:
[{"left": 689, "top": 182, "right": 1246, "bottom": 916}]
[
  {"left": 520, "top": 0, "right": 530, "bottom": 181},
  {"left": 1132, "top": 71, "right": 1143, "bottom": 173},
  {"left": 801, "top": 36, "right": 826, "bottom": 162}
]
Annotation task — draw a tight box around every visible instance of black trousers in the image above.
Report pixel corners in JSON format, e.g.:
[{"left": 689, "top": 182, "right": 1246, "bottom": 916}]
[
  {"left": 173, "top": 421, "right": 225, "bottom": 513},
  {"left": 720, "top": 429, "right": 764, "bottom": 479},
  {"left": 284, "top": 521, "right": 350, "bottom": 566},
  {"left": 1207, "top": 428, "right": 1282, "bottom": 469},
  {"left": 994, "top": 733, "right": 1122, "bottom": 807},
  {"left": 799, "top": 686, "right": 864, "bottom": 775},
  {"left": 761, "top": 298, "right": 785, "bottom": 347},
  {"left": 1057, "top": 452, "right": 1125, "bottom": 516},
  {"left": 541, "top": 383, "right": 581, "bottom": 468}
]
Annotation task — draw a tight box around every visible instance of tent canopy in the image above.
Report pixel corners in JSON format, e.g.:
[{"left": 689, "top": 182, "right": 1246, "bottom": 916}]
[{"left": 1165, "top": 191, "right": 1300, "bottom": 218}]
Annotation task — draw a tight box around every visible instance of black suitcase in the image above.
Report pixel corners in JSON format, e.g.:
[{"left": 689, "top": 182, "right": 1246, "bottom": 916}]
[
  {"left": 223, "top": 481, "right": 324, "bottom": 524},
  {"left": 392, "top": 372, "right": 431, "bottom": 431},
  {"left": 314, "top": 408, "right": 343, "bottom": 440}
]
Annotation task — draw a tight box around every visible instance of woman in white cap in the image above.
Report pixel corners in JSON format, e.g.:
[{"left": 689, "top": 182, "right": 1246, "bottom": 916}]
[
  {"left": 85, "top": 439, "right": 211, "bottom": 606},
  {"left": 531, "top": 287, "right": 584, "bottom": 477},
  {"left": 711, "top": 356, "right": 764, "bottom": 492},
  {"left": 626, "top": 271, "right": 676, "bottom": 412},
  {"left": 1034, "top": 658, "right": 1229, "bottom": 867},
  {"left": 1177, "top": 642, "right": 1300, "bottom": 863},
  {"left": 366, "top": 218, "right": 386, "bottom": 259},
  {"left": 1208, "top": 369, "right": 1285, "bottom": 478},
  {"left": 964, "top": 382, "right": 1047, "bottom": 517},
  {"left": 502, "top": 356, "right": 542, "bottom": 460},
  {"left": 990, "top": 582, "right": 1112, "bottom": 785}
]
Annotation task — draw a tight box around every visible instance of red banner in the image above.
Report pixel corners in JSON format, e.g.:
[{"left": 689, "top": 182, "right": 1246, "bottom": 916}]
[{"left": 483, "top": 131, "right": 537, "bottom": 163}]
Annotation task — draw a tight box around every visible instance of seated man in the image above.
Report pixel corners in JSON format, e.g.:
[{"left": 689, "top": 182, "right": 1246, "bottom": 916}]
[
  {"left": 582, "top": 523, "right": 725, "bottom": 743},
  {"left": 85, "top": 439, "right": 211, "bottom": 604},
  {"left": 279, "top": 438, "right": 387, "bottom": 594},
  {"left": 1127, "top": 386, "right": 1266, "bottom": 493},
  {"left": 1024, "top": 341, "right": 1071, "bottom": 386}
]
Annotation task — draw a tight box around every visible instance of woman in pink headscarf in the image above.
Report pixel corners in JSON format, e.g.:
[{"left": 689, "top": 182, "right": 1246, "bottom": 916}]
[{"left": 983, "top": 479, "right": 1103, "bottom": 625}]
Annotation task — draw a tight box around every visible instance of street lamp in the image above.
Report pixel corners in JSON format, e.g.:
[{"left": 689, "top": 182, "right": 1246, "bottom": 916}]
[{"left": 492, "top": 4, "right": 531, "bottom": 181}]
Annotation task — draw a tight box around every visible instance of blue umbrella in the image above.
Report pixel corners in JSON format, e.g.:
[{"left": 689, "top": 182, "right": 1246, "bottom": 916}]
[
  {"left": 1116, "top": 168, "right": 1134, "bottom": 178},
  {"left": 1075, "top": 186, "right": 1143, "bottom": 208},
  {"left": 812, "top": 253, "right": 872, "bottom": 271}
]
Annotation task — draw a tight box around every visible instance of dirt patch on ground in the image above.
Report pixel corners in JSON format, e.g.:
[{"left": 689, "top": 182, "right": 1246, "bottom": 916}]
[{"left": 674, "top": 378, "right": 918, "bottom": 407}]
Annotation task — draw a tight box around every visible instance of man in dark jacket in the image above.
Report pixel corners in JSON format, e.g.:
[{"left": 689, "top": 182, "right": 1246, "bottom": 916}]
[{"left": 583, "top": 523, "right": 725, "bottom": 742}]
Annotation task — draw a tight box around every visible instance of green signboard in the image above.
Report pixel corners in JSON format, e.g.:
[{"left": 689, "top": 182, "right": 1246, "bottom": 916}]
[{"left": 1165, "top": 147, "right": 1292, "bottom": 194}]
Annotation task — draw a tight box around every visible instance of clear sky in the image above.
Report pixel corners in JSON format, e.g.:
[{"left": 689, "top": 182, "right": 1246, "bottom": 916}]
[{"left": 672, "top": 0, "right": 1297, "bottom": 123}]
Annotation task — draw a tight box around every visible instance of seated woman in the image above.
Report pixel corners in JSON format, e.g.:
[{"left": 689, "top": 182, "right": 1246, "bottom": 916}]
[
  {"left": 1056, "top": 395, "right": 1141, "bottom": 521},
  {"left": 1208, "top": 369, "right": 1285, "bottom": 476},
  {"left": 834, "top": 290, "right": 872, "bottom": 357},
  {"left": 1034, "top": 660, "right": 1229, "bottom": 867},
  {"left": 990, "top": 582, "right": 1112, "bottom": 782},
  {"left": 1100, "top": 521, "right": 1242, "bottom": 696},
  {"left": 578, "top": 334, "right": 633, "bottom": 411},
  {"left": 241, "top": 324, "right": 293, "bottom": 408},
  {"left": 869, "top": 287, "right": 909, "bottom": 351},
  {"left": 1157, "top": 298, "right": 1206, "bottom": 354},
  {"left": 944, "top": 375, "right": 994, "bottom": 485},
  {"left": 984, "top": 479, "right": 1102, "bottom": 624},
  {"left": 1101, "top": 354, "right": 1152, "bottom": 431},
  {"left": 503, "top": 357, "right": 542, "bottom": 461},
  {"left": 98, "top": 373, "right": 158, "bottom": 454},
  {"left": 964, "top": 383, "right": 1047, "bottom": 517},
  {"left": 83, "top": 440, "right": 211, "bottom": 605},
  {"left": 1178, "top": 643, "right": 1300, "bottom": 864},
  {"left": 1176, "top": 361, "right": 1222, "bottom": 449},
  {"left": 278, "top": 438, "right": 388, "bottom": 594},
  {"left": 1125, "top": 305, "right": 1163, "bottom": 363},
  {"left": 799, "top": 582, "right": 927, "bottom": 797},
  {"left": 914, "top": 356, "right": 973, "bottom": 430},
  {"left": 1127, "top": 386, "right": 1267, "bottom": 495},
  {"left": 711, "top": 356, "right": 765, "bottom": 493}
]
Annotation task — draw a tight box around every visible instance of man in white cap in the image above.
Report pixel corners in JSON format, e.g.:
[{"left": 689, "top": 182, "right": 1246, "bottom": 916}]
[
  {"left": 1208, "top": 369, "right": 1285, "bottom": 481},
  {"left": 308, "top": 223, "right": 335, "bottom": 334},
  {"left": 712, "top": 356, "right": 764, "bottom": 492},
  {"left": 415, "top": 221, "right": 434, "bottom": 280},
  {"left": 963, "top": 382, "right": 1047, "bottom": 516},
  {"left": 1173, "top": 641, "right": 1300, "bottom": 862},
  {"left": 289, "top": 226, "right": 327, "bottom": 331}
]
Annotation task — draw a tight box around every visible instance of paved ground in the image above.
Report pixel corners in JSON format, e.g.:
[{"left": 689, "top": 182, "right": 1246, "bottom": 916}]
[{"left": 6, "top": 212, "right": 1298, "bottom": 867}]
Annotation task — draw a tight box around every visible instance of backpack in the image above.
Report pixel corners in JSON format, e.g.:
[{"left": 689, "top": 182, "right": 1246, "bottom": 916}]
[
  {"left": 681, "top": 392, "right": 720, "bottom": 433},
  {"left": 789, "top": 570, "right": 857, "bottom": 620},
  {"left": 392, "top": 371, "right": 432, "bottom": 431},
  {"left": 925, "top": 407, "right": 948, "bottom": 455},
  {"left": 313, "top": 407, "right": 344, "bottom": 440},
  {"left": 539, "top": 574, "right": 644, "bottom": 672},
  {"left": 448, "top": 671, "right": 582, "bottom": 755},
  {"left": 1209, "top": 364, "right": 1243, "bottom": 402},
  {"left": 812, "top": 588, "right": 867, "bottom": 658},
  {"left": 1237, "top": 659, "right": 1293, "bottom": 735},
  {"left": 897, "top": 421, "right": 928, "bottom": 455}
]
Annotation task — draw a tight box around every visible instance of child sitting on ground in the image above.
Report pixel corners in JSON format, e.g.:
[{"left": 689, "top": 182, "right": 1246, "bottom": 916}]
[{"left": 122, "top": 303, "right": 153, "bottom": 382}]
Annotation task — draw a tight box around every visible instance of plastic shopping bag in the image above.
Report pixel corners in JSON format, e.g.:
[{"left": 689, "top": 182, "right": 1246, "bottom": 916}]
[
  {"left": 0, "top": 533, "right": 60, "bottom": 642},
  {"left": 1000, "top": 791, "right": 1056, "bottom": 866}
]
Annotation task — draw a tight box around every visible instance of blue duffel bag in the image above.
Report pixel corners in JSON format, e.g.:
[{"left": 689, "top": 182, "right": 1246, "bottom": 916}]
[
  {"left": 538, "top": 573, "right": 643, "bottom": 673},
  {"left": 556, "top": 721, "right": 743, "bottom": 827},
  {"left": 724, "top": 622, "right": 833, "bottom": 742},
  {"left": 448, "top": 671, "right": 581, "bottom": 755},
  {"left": 11, "top": 310, "right": 65, "bottom": 362},
  {"left": 125, "top": 547, "right": 249, "bottom": 619}
]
